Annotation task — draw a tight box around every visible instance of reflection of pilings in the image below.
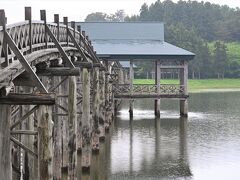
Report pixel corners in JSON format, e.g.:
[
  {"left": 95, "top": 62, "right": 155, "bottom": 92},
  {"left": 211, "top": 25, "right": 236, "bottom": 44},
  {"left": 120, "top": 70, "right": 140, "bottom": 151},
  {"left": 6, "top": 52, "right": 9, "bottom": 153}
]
[
  {"left": 155, "top": 117, "right": 161, "bottom": 160},
  {"left": 129, "top": 120, "right": 133, "bottom": 175},
  {"left": 179, "top": 117, "right": 187, "bottom": 159}
]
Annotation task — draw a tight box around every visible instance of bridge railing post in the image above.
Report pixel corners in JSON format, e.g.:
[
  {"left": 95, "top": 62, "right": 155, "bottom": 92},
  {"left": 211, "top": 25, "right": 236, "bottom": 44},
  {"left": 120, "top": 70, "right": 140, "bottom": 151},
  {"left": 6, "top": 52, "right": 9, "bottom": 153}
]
[
  {"left": 77, "top": 25, "right": 81, "bottom": 46},
  {"left": 63, "top": 17, "right": 69, "bottom": 46},
  {"left": 40, "top": 10, "right": 48, "bottom": 49},
  {"left": 0, "top": 9, "right": 9, "bottom": 67},
  {"left": 25, "top": 7, "right": 32, "bottom": 53},
  {"left": 71, "top": 21, "right": 76, "bottom": 38},
  {"left": 54, "top": 14, "right": 60, "bottom": 41}
]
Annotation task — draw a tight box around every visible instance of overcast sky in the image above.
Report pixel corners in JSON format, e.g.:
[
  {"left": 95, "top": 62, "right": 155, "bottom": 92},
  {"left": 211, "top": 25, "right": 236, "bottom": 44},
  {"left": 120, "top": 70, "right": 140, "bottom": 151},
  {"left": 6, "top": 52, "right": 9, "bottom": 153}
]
[{"left": 1, "top": 0, "right": 240, "bottom": 24}]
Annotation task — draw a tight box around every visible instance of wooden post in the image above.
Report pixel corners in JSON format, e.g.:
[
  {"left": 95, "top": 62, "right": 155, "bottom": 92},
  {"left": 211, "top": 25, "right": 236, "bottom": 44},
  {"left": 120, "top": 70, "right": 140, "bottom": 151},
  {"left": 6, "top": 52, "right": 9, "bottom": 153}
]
[
  {"left": 81, "top": 68, "right": 91, "bottom": 173},
  {"left": 99, "top": 70, "right": 106, "bottom": 142},
  {"left": 0, "top": 10, "right": 9, "bottom": 66},
  {"left": 180, "top": 60, "right": 188, "bottom": 117},
  {"left": 40, "top": 10, "right": 47, "bottom": 49},
  {"left": 53, "top": 76, "right": 62, "bottom": 180},
  {"left": 129, "top": 60, "right": 134, "bottom": 118},
  {"left": 61, "top": 77, "right": 69, "bottom": 179},
  {"left": 25, "top": 7, "right": 32, "bottom": 53},
  {"left": 155, "top": 60, "right": 161, "bottom": 117},
  {"left": 0, "top": 105, "right": 12, "bottom": 179},
  {"left": 63, "top": 17, "right": 69, "bottom": 46},
  {"left": 92, "top": 67, "right": 100, "bottom": 153},
  {"left": 37, "top": 105, "right": 53, "bottom": 180},
  {"left": 54, "top": 14, "right": 60, "bottom": 41},
  {"left": 21, "top": 87, "right": 35, "bottom": 180},
  {"left": 68, "top": 76, "right": 77, "bottom": 179}
]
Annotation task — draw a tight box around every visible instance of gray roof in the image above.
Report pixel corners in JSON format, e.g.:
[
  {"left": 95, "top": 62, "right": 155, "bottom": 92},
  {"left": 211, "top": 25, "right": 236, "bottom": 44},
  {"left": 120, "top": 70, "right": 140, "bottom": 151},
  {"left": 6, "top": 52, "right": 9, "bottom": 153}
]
[
  {"left": 119, "top": 61, "right": 137, "bottom": 68},
  {"left": 77, "top": 22, "right": 195, "bottom": 61}
]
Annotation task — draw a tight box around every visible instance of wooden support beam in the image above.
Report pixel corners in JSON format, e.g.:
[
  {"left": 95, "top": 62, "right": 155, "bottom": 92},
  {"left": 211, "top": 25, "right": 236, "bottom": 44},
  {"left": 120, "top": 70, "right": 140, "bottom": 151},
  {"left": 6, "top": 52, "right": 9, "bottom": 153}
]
[
  {"left": 10, "top": 105, "right": 39, "bottom": 130},
  {"left": 10, "top": 130, "right": 38, "bottom": 135},
  {"left": 68, "top": 76, "right": 77, "bottom": 179},
  {"left": 80, "top": 31, "right": 99, "bottom": 63},
  {"left": 4, "top": 31, "right": 48, "bottom": 93},
  {"left": 81, "top": 68, "right": 91, "bottom": 173},
  {"left": 10, "top": 137, "right": 37, "bottom": 157},
  {"left": 37, "top": 105, "right": 53, "bottom": 180},
  {"left": 0, "top": 93, "right": 55, "bottom": 105},
  {"left": 45, "top": 25, "right": 75, "bottom": 68},
  {"left": 0, "top": 105, "right": 12, "bottom": 179},
  {"left": 73, "top": 61, "right": 92, "bottom": 68},
  {"left": 37, "top": 67, "right": 80, "bottom": 76}
]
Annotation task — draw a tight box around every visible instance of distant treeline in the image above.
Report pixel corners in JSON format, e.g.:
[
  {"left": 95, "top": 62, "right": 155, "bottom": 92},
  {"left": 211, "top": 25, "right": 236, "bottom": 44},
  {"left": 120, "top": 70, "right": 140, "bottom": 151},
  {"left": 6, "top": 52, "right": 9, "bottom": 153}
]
[{"left": 85, "top": 0, "right": 240, "bottom": 79}]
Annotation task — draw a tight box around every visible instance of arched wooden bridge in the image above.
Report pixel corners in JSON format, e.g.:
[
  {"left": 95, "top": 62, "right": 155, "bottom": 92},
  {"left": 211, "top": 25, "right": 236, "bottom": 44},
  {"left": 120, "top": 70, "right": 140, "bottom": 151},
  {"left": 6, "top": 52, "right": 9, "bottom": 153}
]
[
  {"left": 0, "top": 7, "right": 192, "bottom": 180},
  {"left": 0, "top": 7, "right": 121, "bottom": 180}
]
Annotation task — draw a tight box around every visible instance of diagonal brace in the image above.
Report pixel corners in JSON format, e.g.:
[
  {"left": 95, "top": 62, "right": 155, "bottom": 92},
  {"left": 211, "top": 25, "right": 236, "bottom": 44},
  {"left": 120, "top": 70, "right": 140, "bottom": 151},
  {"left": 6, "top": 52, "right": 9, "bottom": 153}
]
[
  {"left": 4, "top": 32, "right": 48, "bottom": 93},
  {"left": 67, "top": 29, "right": 90, "bottom": 62},
  {"left": 45, "top": 25, "right": 75, "bottom": 68}
]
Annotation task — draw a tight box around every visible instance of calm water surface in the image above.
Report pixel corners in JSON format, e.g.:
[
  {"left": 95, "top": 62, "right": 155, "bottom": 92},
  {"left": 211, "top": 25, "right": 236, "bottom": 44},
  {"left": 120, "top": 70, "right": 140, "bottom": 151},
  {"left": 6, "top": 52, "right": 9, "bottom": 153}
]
[{"left": 85, "top": 91, "right": 240, "bottom": 180}]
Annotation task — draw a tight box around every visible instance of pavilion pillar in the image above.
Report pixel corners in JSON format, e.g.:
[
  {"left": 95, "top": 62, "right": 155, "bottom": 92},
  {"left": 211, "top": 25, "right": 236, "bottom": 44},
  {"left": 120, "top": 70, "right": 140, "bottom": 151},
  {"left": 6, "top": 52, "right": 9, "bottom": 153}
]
[
  {"left": 129, "top": 60, "right": 134, "bottom": 118},
  {"left": 0, "top": 105, "right": 12, "bottom": 180},
  {"left": 154, "top": 60, "right": 161, "bottom": 117},
  {"left": 180, "top": 61, "right": 188, "bottom": 117}
]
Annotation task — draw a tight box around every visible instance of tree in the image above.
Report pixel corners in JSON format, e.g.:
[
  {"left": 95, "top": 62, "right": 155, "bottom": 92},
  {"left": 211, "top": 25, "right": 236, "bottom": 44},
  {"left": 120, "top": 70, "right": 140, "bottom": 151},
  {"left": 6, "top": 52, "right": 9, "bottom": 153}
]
[
  {"left": 85, "top": 12, "right": 108, "bottom": 22},
  {"left": 213, "top": 41, "right": 228, "bottom": 78}
]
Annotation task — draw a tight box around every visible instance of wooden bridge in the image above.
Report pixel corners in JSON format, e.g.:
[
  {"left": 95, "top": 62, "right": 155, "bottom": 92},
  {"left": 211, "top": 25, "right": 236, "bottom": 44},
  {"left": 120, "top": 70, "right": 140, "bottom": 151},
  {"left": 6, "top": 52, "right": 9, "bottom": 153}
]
[{"left": 0, "top": 7, "right": 194, "bottom": 180}]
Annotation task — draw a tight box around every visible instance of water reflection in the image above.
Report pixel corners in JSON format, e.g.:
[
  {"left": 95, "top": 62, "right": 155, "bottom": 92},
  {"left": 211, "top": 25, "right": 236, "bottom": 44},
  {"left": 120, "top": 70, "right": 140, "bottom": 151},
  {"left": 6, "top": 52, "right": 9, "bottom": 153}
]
[
  {"left": 108, "top": 115, "right": 192, "bottom": 179},
  {"left": 78, "top": 92, "right": 240, "bottom": 180}
]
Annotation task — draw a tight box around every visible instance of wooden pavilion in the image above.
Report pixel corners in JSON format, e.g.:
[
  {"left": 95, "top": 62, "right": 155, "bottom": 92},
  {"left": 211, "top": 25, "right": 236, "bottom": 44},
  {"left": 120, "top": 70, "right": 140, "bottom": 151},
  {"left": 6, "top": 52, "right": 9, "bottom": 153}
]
[{"left": 77, "top": 22, "right": 195, "bottom": 117}]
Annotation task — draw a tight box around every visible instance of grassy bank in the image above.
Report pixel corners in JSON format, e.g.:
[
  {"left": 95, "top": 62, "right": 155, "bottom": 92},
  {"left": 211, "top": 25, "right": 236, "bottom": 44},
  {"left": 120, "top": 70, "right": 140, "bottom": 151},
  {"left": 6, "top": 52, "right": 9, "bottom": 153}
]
[{"left": 134, "top": 79, "right": 240, "bottom": 92}]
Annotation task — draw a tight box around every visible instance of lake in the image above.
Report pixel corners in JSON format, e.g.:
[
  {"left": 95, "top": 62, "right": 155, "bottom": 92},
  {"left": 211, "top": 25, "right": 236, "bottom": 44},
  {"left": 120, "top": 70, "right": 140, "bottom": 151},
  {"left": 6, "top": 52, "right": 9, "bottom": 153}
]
[{"left": 81, "top": 91, "right": 240, "bottom": 180}]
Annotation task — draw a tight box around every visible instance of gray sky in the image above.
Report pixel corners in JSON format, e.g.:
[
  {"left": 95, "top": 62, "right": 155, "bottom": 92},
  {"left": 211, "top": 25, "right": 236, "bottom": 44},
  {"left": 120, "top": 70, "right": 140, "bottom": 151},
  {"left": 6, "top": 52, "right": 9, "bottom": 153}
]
[{"left": 1, "top": 0, "right": 240, "bottom": 24}]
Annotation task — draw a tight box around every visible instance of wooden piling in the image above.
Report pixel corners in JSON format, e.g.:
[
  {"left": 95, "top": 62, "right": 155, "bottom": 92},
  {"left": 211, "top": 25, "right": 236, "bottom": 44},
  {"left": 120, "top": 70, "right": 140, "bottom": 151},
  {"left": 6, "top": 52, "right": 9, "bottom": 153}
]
[
  {"left": 92, "top": 67, "right": 100, "bottom": 153},
  {"left": 68, "top": 76, "right": 77, "bottom": 179},
  {"left": 99, "top": 70, "right": 106, "bottom": 142},
  {"left": 0, "top": 105, "right": 12, "bottom": 180},
  {"left": 62, "top": 77, "right": 69, "bottom": 179},
  {"left": 53, "top": 76, "right": 63, "bottom": 180},
  {"left": 81, "top": 68, "right": 91, "bottom": 173},
  {"left": 37, "top": 105, "right": 53, "bottom": 180}
]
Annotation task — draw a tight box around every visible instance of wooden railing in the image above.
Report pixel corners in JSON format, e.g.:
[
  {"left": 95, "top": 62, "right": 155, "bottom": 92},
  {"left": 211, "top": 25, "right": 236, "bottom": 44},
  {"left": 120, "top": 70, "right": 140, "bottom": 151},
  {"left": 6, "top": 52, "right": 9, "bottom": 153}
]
[
  {"left": 113, "top": 84, "right": 185, "bottom": 96},
  {"left": 0, "top": 21, "right": 90, "bottom": 68}
]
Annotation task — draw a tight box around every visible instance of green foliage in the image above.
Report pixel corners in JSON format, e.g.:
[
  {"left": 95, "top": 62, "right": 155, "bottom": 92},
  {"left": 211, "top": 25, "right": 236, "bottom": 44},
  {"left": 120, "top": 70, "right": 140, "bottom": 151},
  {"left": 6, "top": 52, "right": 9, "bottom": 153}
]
[
  {"left": 85, "top": 10, "right": 126, "bottom": 22},
  {"left": 85, "top": 0, "right": 240, "bottom": 79}
]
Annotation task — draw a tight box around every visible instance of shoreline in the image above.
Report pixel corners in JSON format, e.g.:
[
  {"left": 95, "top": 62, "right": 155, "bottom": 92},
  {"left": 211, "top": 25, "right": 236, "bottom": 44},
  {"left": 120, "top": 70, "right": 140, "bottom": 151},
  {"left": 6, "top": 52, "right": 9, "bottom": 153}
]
[{"left": 189, "top": 88, "right": 240, "bottom": 93}]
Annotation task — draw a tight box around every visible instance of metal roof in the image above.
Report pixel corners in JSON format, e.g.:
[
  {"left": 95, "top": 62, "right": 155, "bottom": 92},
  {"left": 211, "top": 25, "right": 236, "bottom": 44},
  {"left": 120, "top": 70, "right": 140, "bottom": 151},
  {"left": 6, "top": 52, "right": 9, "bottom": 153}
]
[
  {"left": 77, "top": 22, "right": 195, "bottom": 61},
  {"left": 119, "top": 61, "right": 137, "bottom": 68}
]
